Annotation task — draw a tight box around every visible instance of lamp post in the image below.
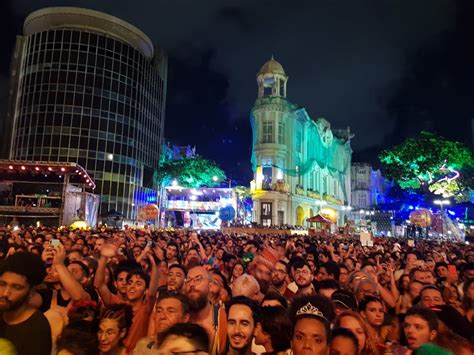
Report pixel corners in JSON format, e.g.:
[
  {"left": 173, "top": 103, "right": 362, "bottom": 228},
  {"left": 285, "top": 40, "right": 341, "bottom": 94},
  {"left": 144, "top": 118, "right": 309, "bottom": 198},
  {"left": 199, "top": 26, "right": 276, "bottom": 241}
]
[
  {"left": 213, "top": 175, "right": 231, "bottom": 188},
  {"left": 433, "top": 199, "right": 450, "bottom": 237}
]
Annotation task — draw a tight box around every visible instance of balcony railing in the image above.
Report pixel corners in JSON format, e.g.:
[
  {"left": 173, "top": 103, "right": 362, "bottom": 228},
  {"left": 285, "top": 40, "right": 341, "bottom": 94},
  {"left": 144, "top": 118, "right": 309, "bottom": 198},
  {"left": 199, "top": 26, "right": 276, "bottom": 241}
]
[
  {"left": 0, "top": 194, "right": 62, "bottom": 215},
  {"left": 295, "top": 185, "right": 305, "bottom": 196},
  {"left": 307, "top": 189, "right": 321, "bottom": 199},
  {"left": 0, "top": 205, "right": 60, "bottom": 214},
  {"left": 323, "top": 193, "right": 344, "bottom": 205}
]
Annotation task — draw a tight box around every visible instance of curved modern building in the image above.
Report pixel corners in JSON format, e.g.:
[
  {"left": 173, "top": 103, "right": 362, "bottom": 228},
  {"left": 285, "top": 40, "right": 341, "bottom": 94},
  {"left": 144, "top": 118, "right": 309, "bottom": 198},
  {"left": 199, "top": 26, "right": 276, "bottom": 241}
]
[{"left": 6, "top": 7, "right": 167, "bottom": 221}]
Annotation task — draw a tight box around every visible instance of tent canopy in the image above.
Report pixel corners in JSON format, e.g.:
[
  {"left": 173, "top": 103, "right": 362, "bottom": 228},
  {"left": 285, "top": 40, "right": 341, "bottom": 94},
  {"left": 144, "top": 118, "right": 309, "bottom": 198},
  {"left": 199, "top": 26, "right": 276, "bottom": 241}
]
[{"left": 307, "top": 214, "right": 333, "bottom": 223}]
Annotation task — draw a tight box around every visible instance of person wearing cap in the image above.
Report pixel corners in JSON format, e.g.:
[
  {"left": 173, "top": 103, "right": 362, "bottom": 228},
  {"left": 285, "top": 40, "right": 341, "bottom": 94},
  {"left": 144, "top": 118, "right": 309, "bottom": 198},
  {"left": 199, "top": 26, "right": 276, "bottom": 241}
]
[
  {"left": 249, "top": 249, "right": 277, "bottom": 295},
  {"left": 331, "top": 289, "right": 357, "bottom": 316}
]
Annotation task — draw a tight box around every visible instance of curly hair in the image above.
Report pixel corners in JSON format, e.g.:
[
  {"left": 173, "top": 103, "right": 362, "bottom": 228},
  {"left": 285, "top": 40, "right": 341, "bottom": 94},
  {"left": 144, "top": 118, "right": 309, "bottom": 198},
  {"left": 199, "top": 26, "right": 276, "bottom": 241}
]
[
  {"left": 100, "top": 304, "right": 133, "bottom": 339},
  {"left": 0, "top": 251, "right": 45, "bottom": 287}
]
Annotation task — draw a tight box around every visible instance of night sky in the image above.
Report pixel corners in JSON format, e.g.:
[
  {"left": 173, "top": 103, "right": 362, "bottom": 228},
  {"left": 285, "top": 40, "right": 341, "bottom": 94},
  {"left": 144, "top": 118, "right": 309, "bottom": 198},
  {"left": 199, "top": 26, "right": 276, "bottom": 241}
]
[{"left": 1, "top": 0, "right": 474, "bottom": 185}]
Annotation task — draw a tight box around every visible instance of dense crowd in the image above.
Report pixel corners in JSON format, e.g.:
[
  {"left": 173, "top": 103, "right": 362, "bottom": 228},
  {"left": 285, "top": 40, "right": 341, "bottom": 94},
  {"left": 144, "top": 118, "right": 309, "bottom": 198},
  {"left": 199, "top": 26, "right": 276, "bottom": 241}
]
[{"left": 0, "top": 225, "right": 473, "bottom": 355}]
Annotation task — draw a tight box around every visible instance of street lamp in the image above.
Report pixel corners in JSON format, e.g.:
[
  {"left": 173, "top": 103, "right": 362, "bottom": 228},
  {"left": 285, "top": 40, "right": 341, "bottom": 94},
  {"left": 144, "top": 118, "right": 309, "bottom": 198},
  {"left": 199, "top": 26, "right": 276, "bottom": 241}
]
[
  {"left": 213, "top": 176, "right": 231, "bottom": 188},
  {"left": 434, "top": 199, "right": 450, "bottom": 237}
]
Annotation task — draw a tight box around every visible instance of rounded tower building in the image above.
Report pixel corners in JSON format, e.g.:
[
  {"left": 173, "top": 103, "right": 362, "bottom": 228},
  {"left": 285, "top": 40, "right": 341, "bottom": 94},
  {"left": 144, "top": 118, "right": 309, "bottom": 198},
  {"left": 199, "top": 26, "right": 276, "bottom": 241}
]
[
  {"left": 250, "top": 56, "right": 295, "bottom": 226},
  {"left": 6, "top": 7, "right": 167, "bottom": 221},
  {"left": 250, "top": 57, "right": 352, "bottom": 227}
]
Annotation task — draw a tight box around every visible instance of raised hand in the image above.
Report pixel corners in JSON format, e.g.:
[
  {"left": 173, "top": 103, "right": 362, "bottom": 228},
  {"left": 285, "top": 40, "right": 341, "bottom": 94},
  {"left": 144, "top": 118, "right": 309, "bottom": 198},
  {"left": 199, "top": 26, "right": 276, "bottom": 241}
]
[
  {"left": 52, "top": 244, "right": 67, "bottom": 265},
  {"left": 153, "top": 244, "right": 164, "bottom": 260},
  {"left": 386, "top": 263, "right": 395, "bottom": 278},
  {"left": 147, "top": 252, "right": 156, "bottom": 267},
  {"left": 100, "top": 242, "right": 118, "bottom": 258},
  {"left": 41, "top": 246, "right": 55, "bottom": 262}
]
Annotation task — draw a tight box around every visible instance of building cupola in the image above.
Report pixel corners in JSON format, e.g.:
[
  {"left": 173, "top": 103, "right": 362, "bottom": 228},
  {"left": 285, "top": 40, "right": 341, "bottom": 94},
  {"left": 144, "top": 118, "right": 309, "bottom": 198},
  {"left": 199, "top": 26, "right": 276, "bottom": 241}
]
[{"left": 256, "top": 55, "right": 288, "bottom": 98}]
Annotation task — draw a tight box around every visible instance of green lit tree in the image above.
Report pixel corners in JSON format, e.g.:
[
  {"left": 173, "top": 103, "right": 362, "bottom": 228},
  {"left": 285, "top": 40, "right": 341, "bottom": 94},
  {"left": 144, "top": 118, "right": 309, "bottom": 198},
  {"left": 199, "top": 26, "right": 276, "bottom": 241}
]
[
  {"left": 379, "top": 131, "right": 474, "bottom": 199},
  {"left": 155, "top": 156, "right": 226, "bottom": 188}
]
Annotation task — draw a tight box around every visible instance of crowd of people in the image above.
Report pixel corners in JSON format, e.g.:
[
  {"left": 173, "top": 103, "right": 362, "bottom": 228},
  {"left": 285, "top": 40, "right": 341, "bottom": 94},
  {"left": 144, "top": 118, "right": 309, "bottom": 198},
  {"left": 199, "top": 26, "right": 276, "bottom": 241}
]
[
  {"left": 0, "top": 224, "right": 473, "bottom": 354},
  {"left": 228, "top": 221, "right": 307, "bottom": 230}
]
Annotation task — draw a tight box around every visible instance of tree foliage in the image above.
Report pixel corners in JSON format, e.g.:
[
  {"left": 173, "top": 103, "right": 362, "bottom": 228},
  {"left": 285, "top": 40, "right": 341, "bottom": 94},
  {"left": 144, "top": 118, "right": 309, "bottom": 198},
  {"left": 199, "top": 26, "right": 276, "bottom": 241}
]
[
  {"left": 155, "top": 156, "right": 226, "bottom": 188},
  {"left": 234, "top": 186, "right": 252, "bottom": 200},
  {"left": 379, "top": 131, "right": 474, "bottom": 198},
  {"left": 379, "top": 185, "right": 428, "bottom": 211}
]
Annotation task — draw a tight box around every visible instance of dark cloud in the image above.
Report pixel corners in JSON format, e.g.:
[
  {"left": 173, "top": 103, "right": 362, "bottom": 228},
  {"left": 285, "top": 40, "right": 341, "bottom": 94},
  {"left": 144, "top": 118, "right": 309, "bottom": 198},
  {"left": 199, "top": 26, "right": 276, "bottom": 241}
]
[{"left": 1, "top": 0, "right": 468, "bottom": 183}]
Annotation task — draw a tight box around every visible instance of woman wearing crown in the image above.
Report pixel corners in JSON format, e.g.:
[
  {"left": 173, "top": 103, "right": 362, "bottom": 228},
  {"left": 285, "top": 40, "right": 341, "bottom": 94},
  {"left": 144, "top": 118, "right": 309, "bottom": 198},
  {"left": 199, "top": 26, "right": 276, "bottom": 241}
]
[{"left": 289, "top": 295, "right": 335, "bottom": 355}]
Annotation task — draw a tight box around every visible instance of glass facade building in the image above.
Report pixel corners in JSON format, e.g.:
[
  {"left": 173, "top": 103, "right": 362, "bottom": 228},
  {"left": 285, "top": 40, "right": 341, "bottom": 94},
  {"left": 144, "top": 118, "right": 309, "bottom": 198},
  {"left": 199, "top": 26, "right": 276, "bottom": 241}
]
[{"left": 7, "top": 7, "right": 167, "bottom": 221}]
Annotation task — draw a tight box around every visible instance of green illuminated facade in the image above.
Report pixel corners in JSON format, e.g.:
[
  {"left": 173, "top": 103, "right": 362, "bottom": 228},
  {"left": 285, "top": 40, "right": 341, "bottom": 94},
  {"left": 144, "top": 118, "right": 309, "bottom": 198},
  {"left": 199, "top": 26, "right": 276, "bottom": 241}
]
[{"left": 250, "top": 57, "right": 352, "bottom": 226}]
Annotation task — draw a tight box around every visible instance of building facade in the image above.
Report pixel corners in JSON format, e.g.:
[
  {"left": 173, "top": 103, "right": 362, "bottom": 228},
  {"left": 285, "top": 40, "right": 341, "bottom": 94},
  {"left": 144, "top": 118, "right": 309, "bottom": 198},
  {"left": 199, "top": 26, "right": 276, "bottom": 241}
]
[
  {"left": 351, "top": 162, "right": 391, "bottom": 209},
  {"left": 6, "top": 7, "right": 167, "bottom": 222},
  {"left": 250, "top": 57, "right": 352, "bottom": 226}
]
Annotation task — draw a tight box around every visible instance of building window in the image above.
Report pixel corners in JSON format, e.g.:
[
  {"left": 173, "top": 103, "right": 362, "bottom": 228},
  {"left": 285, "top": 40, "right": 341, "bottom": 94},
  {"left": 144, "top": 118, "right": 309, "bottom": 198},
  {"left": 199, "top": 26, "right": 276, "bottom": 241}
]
[
  {"left": 262, "top": 121, "right": 273, "bottom": 143},
  {"left": 262, "top": 166, "right": 272, "bottom": 190},
  {"left": 262, "top": 202, "right": 272, "bottom": 216},
  {"left": 261, "top": 202, "right": 272, "bottom": 226},
  {"left": 278, "top": 120, "right": 285, "bottom": 144}
]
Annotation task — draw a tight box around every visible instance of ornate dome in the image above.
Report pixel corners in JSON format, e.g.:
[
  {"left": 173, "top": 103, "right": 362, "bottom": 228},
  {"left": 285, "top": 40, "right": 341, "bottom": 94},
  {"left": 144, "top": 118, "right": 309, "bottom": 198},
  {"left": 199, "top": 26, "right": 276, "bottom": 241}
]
[{"left": 257, "top": 55, "right": 286, "bottom": 76}]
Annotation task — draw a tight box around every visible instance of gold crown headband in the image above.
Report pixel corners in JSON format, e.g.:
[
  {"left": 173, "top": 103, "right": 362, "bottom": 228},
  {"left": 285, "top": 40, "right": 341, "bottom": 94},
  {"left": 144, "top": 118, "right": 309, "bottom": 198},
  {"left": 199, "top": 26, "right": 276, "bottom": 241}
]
[{"left": 296, "top": 302, "right": 327, "bottom": 321}]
